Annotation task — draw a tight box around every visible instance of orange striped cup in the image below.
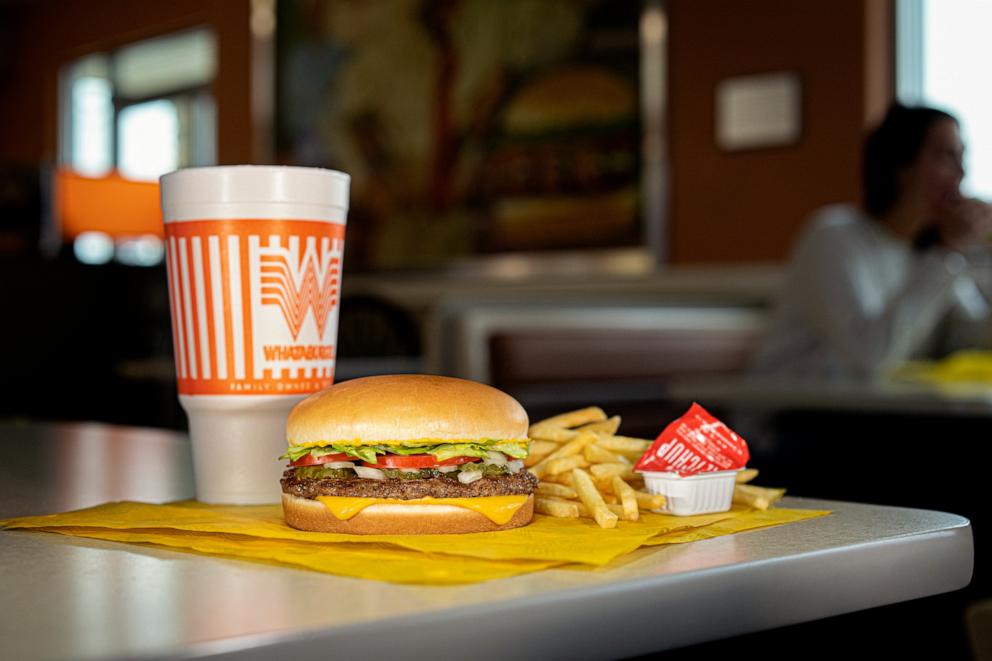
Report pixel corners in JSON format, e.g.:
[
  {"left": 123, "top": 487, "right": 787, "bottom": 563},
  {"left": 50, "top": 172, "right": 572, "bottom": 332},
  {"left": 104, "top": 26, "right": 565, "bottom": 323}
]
[{"left": 160, "top": 166, "right": 349, "bottom": 503}]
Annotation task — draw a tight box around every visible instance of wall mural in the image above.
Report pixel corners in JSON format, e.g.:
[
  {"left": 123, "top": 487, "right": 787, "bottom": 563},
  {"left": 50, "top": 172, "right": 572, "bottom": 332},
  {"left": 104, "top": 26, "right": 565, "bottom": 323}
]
[{"left": 277, "top": 0, "right": 641, "bottom": 271}]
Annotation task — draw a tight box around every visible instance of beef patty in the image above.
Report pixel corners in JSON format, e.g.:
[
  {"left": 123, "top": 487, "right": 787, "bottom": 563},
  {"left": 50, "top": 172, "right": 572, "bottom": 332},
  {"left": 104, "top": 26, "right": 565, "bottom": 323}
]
[{"left": 281, "top": 469, "right": 538, "bottom": 500}]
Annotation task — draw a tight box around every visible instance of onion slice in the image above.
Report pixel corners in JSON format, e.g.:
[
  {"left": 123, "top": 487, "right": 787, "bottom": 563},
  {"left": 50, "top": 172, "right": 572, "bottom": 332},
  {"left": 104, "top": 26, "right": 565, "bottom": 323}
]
[
  {"left": 326, "top": 461, "right": 355, "bottom": 469},
  {"left": 484, "top": 451, "right": 508, "bottom": 466},
  {"left": 458, "top": 470, "right": 483, "bottom": 484},
  {"left": 354, "top": 466, "right": 386, "bottom": 480},
  {"left": 437, "top": 465, "right": 459, "bottom": 473},
  {"left": 506, "top": 459, "right": 524, "bottom": 474}
]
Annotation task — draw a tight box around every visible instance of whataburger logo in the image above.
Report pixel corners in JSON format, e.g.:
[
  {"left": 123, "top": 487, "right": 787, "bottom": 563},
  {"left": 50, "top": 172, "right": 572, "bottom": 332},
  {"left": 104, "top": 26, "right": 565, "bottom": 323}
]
[
  {"left": 258, "top": 241, "right": 339, "bottom": 341},
  {"left": 164, "top": 219, "right": 342, "bottom": 395}
]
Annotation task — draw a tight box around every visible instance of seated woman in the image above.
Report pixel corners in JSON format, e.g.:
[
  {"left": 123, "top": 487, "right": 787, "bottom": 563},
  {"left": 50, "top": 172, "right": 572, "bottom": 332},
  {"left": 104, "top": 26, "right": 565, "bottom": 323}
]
[{"left": 751, "top": 104, "right": 992, "bottom": 379}]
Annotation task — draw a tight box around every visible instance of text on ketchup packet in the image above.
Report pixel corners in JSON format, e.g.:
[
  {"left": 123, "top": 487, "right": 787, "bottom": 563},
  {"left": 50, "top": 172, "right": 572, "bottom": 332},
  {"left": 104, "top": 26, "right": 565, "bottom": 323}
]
[{"left": 635, "top": 403, "right": 749, "bottom": 476}]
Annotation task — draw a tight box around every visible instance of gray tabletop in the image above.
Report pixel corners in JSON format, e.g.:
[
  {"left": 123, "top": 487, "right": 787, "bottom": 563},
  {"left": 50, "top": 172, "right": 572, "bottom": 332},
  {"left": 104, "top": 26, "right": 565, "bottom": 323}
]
[{"left": 0, "top": 423, "right": 974, "bottom": 661}]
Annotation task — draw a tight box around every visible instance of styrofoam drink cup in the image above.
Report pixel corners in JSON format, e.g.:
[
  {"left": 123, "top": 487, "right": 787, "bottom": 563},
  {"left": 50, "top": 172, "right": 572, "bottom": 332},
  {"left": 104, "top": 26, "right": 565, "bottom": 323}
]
[{"left": 160, "top": 166, "right": 350, "bottom": 503}]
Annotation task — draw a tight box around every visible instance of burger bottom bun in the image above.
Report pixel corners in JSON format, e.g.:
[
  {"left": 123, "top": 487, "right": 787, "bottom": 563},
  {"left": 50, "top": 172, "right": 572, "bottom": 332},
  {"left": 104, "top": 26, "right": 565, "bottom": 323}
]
[{"left": 281, "top": 492, "right": 534, "bottom": 535}]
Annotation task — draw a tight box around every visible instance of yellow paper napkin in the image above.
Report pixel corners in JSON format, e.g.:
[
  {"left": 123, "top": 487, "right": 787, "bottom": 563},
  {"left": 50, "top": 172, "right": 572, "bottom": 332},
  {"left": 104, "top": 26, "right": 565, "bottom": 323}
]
[
  {"left": 644, "top": 505, "right": 829, "bottom": 546},
  {"left": 2, "top": 502, "right": 830, "bottom": 585},
  {"left": 31, "top": 526, "right": 560, "bottom": 584}
]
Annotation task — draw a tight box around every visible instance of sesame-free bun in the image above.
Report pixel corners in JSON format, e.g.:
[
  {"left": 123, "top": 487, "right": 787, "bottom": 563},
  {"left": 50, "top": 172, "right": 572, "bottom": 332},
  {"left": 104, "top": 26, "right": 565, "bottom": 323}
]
[
  {"left": 281, "top": 492, "right": 535, "bottom": 534},
  {"left": 287, "top": 374, "right": 528, "bottom": 447}
]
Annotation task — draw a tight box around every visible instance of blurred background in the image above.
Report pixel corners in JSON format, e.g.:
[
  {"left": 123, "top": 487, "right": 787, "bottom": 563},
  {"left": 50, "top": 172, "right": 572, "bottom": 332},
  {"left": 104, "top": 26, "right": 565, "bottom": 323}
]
[{"left": 3, "top": 0, "right": 992, "bottom": 657}]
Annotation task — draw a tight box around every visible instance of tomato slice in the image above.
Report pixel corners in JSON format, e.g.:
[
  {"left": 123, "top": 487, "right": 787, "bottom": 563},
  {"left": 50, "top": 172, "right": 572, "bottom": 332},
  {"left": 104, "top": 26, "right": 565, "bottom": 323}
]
[
  {"left": 289, "top": 452, "right": 352, "bottom": 467},
  {"left": 361, "top": 454, "right": 480, "bottom": 469}
]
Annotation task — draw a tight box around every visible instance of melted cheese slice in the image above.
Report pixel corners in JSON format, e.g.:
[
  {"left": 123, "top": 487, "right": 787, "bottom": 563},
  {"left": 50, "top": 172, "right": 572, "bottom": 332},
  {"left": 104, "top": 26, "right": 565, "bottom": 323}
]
[{"left": 316, "top": 495, "right": 528, "bottom": 525}]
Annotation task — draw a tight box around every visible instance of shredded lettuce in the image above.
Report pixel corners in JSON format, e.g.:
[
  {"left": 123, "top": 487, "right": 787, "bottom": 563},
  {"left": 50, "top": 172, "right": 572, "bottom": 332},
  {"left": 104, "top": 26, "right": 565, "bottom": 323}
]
[
  {"left": 280, "top": 440, "right": 529, "bottom": 463},
  {"left": 279, "top": 444, "right": 379, "bottom": 463},
  {"left": 489, "top": 441, "right": 530, "bottom": 459},
  {"left": 280, "top": 446, "right": 317, "bottom": 462},
  {"left": 332, "top": 444, "right": 380, "bottom": 463},
  {"left": 415, "top": 443, "right": 491, "bottom": 461}
]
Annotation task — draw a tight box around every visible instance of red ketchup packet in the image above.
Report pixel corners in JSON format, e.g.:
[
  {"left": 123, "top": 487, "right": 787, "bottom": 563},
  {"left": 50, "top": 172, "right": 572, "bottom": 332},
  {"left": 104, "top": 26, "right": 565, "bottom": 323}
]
[{"left": 635, "top": 403, "right": 749, "bottom": 477}]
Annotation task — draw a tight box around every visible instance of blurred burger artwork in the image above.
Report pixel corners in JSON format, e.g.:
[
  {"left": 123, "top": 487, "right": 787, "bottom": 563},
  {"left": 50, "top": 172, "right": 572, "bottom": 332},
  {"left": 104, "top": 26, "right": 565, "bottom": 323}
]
[
  {"left": 473, "top": 65, "right": 640, "bottom": 253},
  {"left": 277, "top": 0, "right": 642, "bottom": 269}
]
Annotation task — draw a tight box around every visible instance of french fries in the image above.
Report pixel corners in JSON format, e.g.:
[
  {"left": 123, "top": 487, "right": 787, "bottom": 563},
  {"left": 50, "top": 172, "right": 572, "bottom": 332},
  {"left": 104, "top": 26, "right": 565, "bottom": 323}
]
[
  {"left": 589, "top": 462, "right": 636, "bottom": 481},
  {"left": 525, "top": 440, "right": 560, "bottom": 467},
  {"left": 528, "top": 426, "right": 581, "bottom": 443},
  {"left": 572, "top": 468, "right": 618, "bottom": 528},
  {"left": 736, "top": 468, "right": 759, "bottom": 484},
  {"left": 634, "top": 491, "right": 667, "bottom": 510},
  {"left": 594, "top": 434, "right": 652, "bottom": 458},
  {"left": 577, "top": 415, "right": 622, "bottom": 435},
  {"left": 542, "top": 454, "right": 589, "bottom": 476},
  {"left": 529, "top": 406, "right": 605, "bottom": 437},
  {"left": 527, "top": 407, "right": 665, "bottom": 528},
  {"left": 528, "top": 406, "right": 787, "bottom": 527},
  {"left": 731, "top": 469, "right": 785, "bottom": 509},
  {"left": 613, "top": 475, "right": 639, "bottom": 521},
  {"left": 536, "top": 482, "right": 578, "bottom": 499},
  {"left": 537, "top": 496, "right": 625, "bottom": 519},
  {"left": 528, "top": 430, "right": 596, "bottom": 478},
  {"left": 583, "top": 443, "right": 626, "bottom": 464},
  {"left": 542, "top": 471, "right": 574, "bottom": 487},
  {"left": 733, "top": 484, "right": 785, "bottom": 510},
  {"left": 575, "top": 501, "right": 625, "bottom": 518},
  {"left": 535, "top": 497, "right": 580, "bottom": 518}
]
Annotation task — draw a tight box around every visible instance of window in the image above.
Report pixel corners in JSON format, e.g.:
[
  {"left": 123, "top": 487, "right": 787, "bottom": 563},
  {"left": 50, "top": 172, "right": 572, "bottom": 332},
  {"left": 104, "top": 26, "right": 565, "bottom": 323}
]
[
  {"left": 60, "top": 28, "right": 217, "bottom": 182},
  {"left": 68, "top": 69, "right": 114, "bottom": 178},
  {"left": 58, "top": 28, "right": 217, "bottom": 264},
  {"left": 898, "top": 0, "right": 992, "bottom": 199},
  {"left": 117, "top": 100, "right": 180, "bottom": 182}
]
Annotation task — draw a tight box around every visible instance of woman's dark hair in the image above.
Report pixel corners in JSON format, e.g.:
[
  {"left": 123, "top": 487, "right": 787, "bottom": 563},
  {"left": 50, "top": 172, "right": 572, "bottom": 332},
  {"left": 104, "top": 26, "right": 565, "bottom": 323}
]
[{"left": 862, "top": 103, "right": 958, "bottom": 217}]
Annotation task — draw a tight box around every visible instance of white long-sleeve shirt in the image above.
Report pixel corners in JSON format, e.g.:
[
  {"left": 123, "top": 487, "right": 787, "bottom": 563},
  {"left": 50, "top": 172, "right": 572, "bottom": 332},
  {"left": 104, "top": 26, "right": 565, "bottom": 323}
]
[{"left": 751, "top": 204, "right": 991, "bottom": 379}]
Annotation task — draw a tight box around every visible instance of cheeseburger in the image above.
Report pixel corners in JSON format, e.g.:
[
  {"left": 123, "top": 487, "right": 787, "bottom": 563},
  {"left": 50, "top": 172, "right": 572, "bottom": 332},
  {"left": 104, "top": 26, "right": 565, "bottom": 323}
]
[{"left": 280, "top": 374, "right": 538, "bottom": 534}]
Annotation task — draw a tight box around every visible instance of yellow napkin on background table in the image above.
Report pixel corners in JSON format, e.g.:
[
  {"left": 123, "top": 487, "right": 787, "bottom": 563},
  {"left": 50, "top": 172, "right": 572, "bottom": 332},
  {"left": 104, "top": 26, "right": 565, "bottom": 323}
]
[
  {"left": 891, "top": 350, "right": 992, "bottom": 388},
  {"left": 1, "top": 502, "right": 830, "bottom": 585}
]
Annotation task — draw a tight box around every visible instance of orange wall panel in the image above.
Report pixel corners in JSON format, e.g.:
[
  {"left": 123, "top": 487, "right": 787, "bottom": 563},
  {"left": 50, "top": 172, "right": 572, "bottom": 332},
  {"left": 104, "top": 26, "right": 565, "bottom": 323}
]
[
  {"left": 57, "top": 170, "right": 163, "bottom": 239},
  {"left": 666, "top": 0, "right": 892, "bottom": 263}
]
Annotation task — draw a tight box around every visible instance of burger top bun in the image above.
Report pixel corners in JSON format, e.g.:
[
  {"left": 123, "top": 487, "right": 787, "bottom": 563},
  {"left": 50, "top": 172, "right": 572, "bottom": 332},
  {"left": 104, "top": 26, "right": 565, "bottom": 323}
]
[{"left": 287, "top": 374, "right": 529, "bottom": 447}]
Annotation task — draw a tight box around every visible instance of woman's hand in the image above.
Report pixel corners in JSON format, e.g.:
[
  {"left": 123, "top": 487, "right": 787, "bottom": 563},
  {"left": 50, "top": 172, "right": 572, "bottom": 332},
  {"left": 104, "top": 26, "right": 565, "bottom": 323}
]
[{"left": 935, "top": 196, "right": 992, "bottom": 252}]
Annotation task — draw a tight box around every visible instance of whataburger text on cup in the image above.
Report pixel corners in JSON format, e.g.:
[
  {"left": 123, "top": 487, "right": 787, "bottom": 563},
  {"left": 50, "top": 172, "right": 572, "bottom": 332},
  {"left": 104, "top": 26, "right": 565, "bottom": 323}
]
[{"left": 160, "top": 166, "right": 350, "bottom": 504}]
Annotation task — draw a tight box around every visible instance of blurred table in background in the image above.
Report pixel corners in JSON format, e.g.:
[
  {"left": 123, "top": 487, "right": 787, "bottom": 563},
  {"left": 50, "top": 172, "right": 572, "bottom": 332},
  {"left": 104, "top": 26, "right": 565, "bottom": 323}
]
[{"left": 668, "top": 374, "right": 992, "bottom": 416}]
